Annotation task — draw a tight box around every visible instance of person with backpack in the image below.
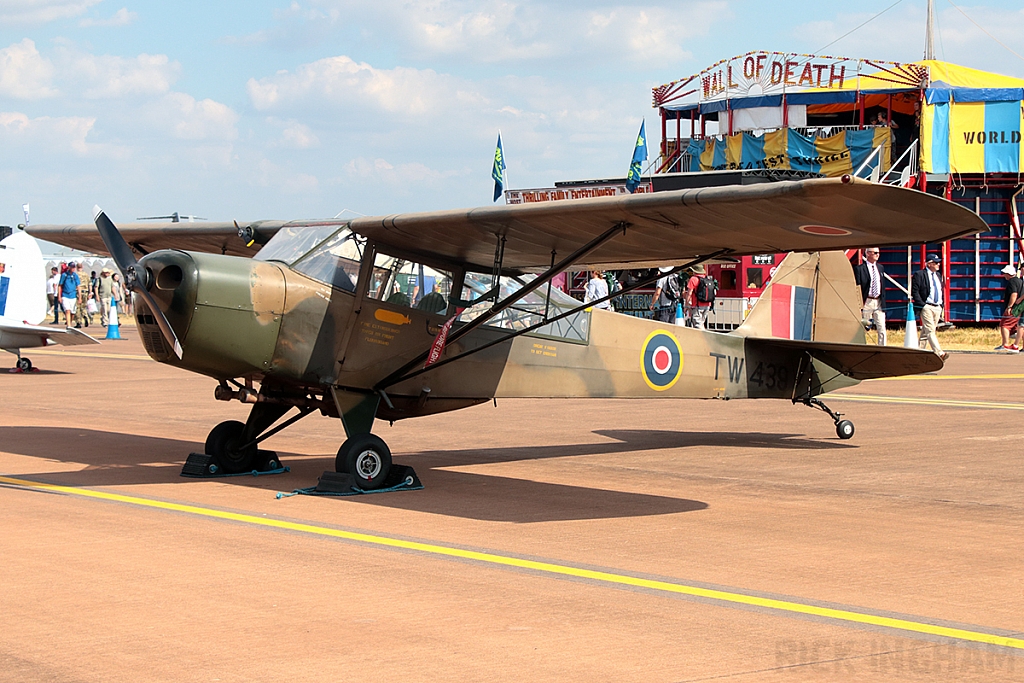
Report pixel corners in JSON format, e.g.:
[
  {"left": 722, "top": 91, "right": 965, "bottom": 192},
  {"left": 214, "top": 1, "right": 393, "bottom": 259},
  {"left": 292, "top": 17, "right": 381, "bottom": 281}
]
[
  {"left": 649, "top": 267, "right": 678, "bottom": 323},
  {"left": 685, "top": 265, "right": 717, "bottom": 329}
]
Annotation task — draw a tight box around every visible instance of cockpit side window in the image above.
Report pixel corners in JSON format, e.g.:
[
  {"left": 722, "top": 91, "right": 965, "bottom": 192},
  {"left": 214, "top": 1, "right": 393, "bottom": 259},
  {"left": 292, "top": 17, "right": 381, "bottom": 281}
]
[
  {"left": 290, "top": 229, "right": 364, "bottom": 292},
  {"left": 367, "top": 251, "right": 452, "bottom": 314},
  {"left": 459, "top": 272, "right": 589, "bottom": 343}
]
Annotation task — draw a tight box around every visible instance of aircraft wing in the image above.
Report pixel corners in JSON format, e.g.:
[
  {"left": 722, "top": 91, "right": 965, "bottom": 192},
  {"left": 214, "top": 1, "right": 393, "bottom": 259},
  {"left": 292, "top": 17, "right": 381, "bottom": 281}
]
[
  {"left": 347, "top": 178, "right": 986, "bottom": 272},
  {"left": 0, "top": 321, "right": 100, "bottom": 348},
  {"left": 27, "top": 179, "right": 984, "bottom": 271},
  {"left": 26, "top": 219, "right": 349, "bottom": 258},
  {"left": 753, "top": 337, "right": 943, "bottom": 380}
]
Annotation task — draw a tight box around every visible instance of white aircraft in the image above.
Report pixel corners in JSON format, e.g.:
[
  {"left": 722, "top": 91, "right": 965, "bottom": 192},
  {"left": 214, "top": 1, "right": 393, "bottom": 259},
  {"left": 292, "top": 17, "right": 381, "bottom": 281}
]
[{"left": 0, "top": 231, "right": 98, "bottom": 371}]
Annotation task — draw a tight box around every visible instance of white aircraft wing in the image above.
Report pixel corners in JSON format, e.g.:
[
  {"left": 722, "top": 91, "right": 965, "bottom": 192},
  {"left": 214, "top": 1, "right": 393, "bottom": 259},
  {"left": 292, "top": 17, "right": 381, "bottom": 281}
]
[{"left": 0, "top": 321, "right": 100, "bottom": 350}]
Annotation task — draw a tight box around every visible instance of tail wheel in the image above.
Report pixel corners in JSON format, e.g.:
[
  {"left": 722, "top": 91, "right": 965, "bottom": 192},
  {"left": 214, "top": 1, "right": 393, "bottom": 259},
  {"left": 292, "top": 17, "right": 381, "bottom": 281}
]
[
  {"left": 16, "top": 357, "right": 32, "bottom": 372},
  {"left": 836, "top": 419, "right": 855, "bottom": 440},
  {"left": 336, "top": 434, "right": 392, "bottom": 490},
  {"left": 205, "top": 420, "right": 258, "bottom": 474}
]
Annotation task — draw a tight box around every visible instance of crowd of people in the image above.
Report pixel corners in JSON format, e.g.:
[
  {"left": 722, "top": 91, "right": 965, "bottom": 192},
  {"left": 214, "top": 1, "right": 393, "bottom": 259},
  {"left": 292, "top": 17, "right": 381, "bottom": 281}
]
[{"left": 45, "top": 263, "right": 129, "bottom": 329}]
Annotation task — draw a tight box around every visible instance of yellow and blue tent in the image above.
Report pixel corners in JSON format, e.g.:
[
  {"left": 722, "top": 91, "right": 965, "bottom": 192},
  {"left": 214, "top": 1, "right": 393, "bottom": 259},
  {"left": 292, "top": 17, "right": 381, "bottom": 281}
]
[{"left": 919, "top": 60, "right": 1024, "bottom": 174}]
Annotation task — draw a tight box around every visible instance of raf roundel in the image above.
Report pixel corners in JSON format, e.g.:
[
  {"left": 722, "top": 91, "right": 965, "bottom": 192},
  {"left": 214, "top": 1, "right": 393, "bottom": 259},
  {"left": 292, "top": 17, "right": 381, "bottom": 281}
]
[{"left": 641, "top": 330, "right": 684, "bottom": 391}]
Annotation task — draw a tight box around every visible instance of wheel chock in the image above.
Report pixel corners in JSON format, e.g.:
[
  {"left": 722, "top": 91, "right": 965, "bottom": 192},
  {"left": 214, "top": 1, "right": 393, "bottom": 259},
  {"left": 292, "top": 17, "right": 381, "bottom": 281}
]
[
  {"left": 276, "top": 464, "right": 422, "bottom": 498},
  {"left": 180, "top": 450, "right": 289, "bottom": 478}
]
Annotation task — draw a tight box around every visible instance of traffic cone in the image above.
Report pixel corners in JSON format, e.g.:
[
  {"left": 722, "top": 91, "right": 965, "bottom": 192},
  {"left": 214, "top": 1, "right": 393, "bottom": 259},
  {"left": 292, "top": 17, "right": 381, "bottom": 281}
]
[
  {"left": 675, "top": 301, "right": 685, "bottom": 326},
  {"left": 105, "top": 297, "right": 122, "bottom": 340},
  {"left": 903, "top": 302, "right": 918, "bottom": 348}
]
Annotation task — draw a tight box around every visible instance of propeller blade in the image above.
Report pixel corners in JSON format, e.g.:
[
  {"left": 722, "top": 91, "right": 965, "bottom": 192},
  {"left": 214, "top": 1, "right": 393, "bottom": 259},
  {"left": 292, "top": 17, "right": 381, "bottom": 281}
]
[
  {"left": 93, "top": 206, "right": 183, "bottom": 359},
  {"left": 93, "top": 206, "right": 140, "bottom": 275}
]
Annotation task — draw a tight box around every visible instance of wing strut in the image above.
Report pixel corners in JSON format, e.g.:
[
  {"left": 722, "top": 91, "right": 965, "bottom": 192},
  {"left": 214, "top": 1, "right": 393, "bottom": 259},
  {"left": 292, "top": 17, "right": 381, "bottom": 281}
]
[
  {"left": 374, "top": 222, "right": 629, "bottom": 391},
  {"left": 377, "top": 248, "right": 732, "bottom": 390}
]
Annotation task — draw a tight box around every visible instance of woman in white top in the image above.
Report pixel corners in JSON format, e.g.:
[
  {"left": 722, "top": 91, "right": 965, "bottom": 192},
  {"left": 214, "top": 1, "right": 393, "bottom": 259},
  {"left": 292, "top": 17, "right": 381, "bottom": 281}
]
[{"left": 584, "top": 270, "right": 611, "bottom": 310}]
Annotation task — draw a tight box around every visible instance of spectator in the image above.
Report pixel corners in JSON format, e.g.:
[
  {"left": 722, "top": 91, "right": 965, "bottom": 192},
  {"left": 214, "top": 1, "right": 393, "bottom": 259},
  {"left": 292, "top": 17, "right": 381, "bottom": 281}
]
[
  {"left": 996, "top": 264, "right": 1023, "bottom": 352},
  {"left": 96, "top": 268, "right": 114, "bottom": 326},
  {"left": 74, "top": 263, "right": 91, "bottom": 328},
  {"left": 649, "top": 267, "right": 677, "bottom": 323},
  {"left": 58, "top": 261, "right": 80, "bottom": 328},
  {"left": 45, "top": 266, "right": 59, "bottom": 324},
  {"left": 854, "top": 247, "right": 887, "bottom": 345},
  {"left": 910, "top": 254, "right": 948, "bottom": 360},
  {"left": 111, "top": 272, "right": 126, "bottom": 315},
  {"left": 684, "top": 265, "right": 715, "bottom": 330},
  {"left": 584, "top": 270, "right": 611, "bottom": 310}
]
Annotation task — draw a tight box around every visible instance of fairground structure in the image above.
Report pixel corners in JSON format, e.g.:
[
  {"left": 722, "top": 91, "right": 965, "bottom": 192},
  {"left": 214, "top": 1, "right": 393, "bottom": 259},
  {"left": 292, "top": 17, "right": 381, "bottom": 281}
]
[{"left": 653, "top": 51, "right": 1024, "bottom": 325}]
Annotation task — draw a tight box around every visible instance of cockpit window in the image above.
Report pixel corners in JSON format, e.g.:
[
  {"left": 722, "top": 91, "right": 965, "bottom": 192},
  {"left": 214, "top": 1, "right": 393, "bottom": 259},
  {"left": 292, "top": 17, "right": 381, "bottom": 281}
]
[
  {"left": 368, "top": 252, "right": 452, "bottom": 313},
  {"left": 290, "top": 229, "right": 365, "bottom": 292},
  {"left": 255, "top": 225, "right": 343, "bottom": 266}
]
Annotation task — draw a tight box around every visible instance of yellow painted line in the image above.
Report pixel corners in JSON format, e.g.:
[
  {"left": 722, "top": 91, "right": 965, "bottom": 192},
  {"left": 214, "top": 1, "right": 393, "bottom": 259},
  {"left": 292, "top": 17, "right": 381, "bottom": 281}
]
[
  {"left": 31, "top": 349, "right": 151, "bottom": 361},
  {"left": 1, "top": 475, "right": 1021, "bottom": 651},
  {"left": 827, "top": 394, "right": 1024, "bottom": 411},
  {"left": 868, "top": 373, "right": 1024, "bottom": 382}
]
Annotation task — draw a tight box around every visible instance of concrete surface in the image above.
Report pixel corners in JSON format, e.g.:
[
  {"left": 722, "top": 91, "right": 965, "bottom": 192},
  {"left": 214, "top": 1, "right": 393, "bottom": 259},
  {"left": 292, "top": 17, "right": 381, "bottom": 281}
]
[{"left": 1, "top": 337, "right": 1022, "bottom": 682}]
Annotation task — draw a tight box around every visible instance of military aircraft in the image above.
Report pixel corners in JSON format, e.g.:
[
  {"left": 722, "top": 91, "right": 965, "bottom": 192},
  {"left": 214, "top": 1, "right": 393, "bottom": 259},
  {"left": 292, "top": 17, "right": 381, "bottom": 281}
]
[
  {"left": 0, "top": 231, "right": 98, "bottom": 371},
  {"left": 28, "top": 177, "right": 985, "bottom": 487}
]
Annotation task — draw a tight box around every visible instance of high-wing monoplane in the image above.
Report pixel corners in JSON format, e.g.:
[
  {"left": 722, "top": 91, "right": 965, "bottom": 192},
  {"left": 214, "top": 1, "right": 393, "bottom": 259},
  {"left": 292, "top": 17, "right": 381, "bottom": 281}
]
[
  {"left": 0, "top": 231, "right": 98, "bottom": 371},
  {"left": 29, "top": 178, "right": 985, "bottom": 486}
]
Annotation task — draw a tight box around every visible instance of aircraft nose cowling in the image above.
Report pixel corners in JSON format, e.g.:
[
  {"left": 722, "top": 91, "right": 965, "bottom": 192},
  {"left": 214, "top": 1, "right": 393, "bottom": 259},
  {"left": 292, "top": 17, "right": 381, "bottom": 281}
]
[
  {"left": 136, "top": 251, "right": 285, "bottom": 378},
  {"left": 135, "top": 250, "right": 199, "bottom": 361}
]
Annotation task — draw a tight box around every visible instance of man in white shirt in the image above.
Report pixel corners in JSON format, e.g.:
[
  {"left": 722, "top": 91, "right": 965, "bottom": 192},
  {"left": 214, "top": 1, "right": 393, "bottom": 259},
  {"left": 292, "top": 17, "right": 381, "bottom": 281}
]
[
  {"left": 45, "top": 266, "right": 60, "bottom": 323},
  {"left": 583, "top": 270, "right": 611, "bottom": 310},
  {"left": 853, "top": 247, "right": 886, "bottom": 345}
]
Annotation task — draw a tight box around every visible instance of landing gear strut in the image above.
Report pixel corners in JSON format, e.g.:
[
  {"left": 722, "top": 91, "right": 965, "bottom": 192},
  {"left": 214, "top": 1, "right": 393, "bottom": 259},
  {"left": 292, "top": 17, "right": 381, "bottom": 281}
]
[{"left": 796, "top": 396, "right": 855, "bottom": 440}]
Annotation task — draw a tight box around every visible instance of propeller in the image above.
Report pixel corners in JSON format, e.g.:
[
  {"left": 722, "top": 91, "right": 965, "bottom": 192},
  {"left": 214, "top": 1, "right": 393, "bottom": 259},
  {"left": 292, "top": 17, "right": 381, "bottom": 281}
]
[{"left": 93, "top": 205, "right": 183, "bottom": 359}]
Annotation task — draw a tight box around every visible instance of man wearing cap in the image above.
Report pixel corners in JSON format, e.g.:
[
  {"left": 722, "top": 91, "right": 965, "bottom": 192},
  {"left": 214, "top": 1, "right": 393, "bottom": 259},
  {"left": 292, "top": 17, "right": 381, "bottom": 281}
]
[
  {"left": 997, "top": 264, "right": 1023, "bottom": 352},
  {"left": 854, "top": 247, "right": 887, "bottom": 345},
  {"left": 910, "top": 254, "right": 948, "bottom": 360},
  {"left": 649, "top": 267, "right": 677, "bottom": 324},
  {"left": 57, "top": 262, "right": 80, "bottom": 328},
  {"left": 684, "top": 264, "right": 714, "bottom": 329},
  {"left": 96, "top": 267, "right": 115, "bottom": 326}
]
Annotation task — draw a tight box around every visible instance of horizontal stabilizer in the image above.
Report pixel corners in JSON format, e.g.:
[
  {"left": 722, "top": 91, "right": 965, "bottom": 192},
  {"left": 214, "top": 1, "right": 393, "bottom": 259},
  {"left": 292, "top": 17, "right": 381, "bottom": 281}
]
[{"left": 751, "top": 337, "right": 942, "bottom": 380}]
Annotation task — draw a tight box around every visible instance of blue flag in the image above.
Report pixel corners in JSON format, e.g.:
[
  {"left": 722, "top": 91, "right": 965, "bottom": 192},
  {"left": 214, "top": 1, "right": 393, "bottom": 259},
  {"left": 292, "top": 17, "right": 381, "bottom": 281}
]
[
  {"left": 625, "top": 120, "right": 648, "bottom": 193},
  {"left": 492, "top": 133, "right": 506, "bottom": 202}
]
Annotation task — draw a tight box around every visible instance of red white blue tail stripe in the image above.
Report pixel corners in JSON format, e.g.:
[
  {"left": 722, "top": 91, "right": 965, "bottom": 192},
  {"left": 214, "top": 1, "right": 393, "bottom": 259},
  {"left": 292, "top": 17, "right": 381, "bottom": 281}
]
[{"left": 770, "top": 283, "right": 814, "bottom": 341}]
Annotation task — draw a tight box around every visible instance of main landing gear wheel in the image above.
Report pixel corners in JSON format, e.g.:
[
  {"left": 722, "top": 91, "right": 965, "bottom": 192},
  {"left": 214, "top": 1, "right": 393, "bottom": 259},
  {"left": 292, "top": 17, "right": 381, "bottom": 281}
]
[
  {"left": 205, "top": 420, "right": 258, "bottom": 474},
  {"left": 836, "top": 419, "right": 855, "bottom": 440},
  {"left": 336, "top": 434, "right": 392, "bottom": 490},
  {"left": 16, "top": 357, "right": 32, "bottom": 372}
]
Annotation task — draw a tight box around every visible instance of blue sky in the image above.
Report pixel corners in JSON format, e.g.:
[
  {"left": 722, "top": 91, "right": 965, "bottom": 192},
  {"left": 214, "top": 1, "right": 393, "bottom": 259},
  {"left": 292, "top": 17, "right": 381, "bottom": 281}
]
[{"left": 2, "top": 0, "right": 1023, "bottom": 226}]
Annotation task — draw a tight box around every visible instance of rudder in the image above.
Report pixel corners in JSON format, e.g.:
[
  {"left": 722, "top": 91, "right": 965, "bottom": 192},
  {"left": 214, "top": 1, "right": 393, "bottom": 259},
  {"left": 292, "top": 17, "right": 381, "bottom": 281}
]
[{"left": 734, "top": 251, "right": 866, "bottom": 344}]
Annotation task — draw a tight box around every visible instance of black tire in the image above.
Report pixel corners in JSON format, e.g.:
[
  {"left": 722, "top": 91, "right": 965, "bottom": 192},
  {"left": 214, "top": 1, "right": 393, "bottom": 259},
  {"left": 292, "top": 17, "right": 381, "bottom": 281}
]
[
  {"left": 836, "top": 420, "right": 855, "bottom": 440},
  {"left": 205, "top": 420, "right": 258, "bottom": 474},
  {"left": 336, "top": 434, "right": 392, "bottom": 490},
  {"left": 16, "top": 357, "right": 32, "bottom": 372}
]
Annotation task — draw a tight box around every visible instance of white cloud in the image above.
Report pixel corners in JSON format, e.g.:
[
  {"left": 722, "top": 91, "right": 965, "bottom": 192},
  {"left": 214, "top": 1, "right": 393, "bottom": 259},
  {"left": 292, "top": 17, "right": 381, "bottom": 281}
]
[
  {"left": 0, "top": 39, "right": 57, "bottom": 99},
  {"left": 0, "top": 0, "right": 100, "bottom": 22},
  {"left": 79, "top": 7, "right": 137, "bottom": 27},
  {"left": 267, "top": 118, "right": 320, "bottom": 149},
  {"left": 0, "top": 111, "right": 94, "bottom": 154},
  {"left": 342, "top": 157, "right": 464, "bottom": 191},
  {"left": 159, "top": 92, "right": 239, "bottom": 141},
  {"left": 58, "top": 50, "right": 180, "bottom": 98},
  {"left": 247, "top": 56, "right": 464, "bottom": 116}
]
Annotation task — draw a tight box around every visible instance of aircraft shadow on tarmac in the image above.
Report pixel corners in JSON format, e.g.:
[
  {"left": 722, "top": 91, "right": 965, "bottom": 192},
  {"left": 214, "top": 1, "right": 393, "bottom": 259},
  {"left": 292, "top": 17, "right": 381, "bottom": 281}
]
[{"left": 0, "top": 426, "right": 849, "bottom": 523}]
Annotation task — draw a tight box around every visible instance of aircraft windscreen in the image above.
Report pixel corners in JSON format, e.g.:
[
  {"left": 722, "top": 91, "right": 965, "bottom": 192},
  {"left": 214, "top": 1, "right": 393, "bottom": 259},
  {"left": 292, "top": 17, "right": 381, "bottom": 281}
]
[
  {"left": 460, "top": 272, "right": 589, "bottom": 343},
  {"left": 290, "top": 229, "right": 364, "bottom": 292},
  {"left": 255, "top": 225, "right": 343, "bottom": 265}
]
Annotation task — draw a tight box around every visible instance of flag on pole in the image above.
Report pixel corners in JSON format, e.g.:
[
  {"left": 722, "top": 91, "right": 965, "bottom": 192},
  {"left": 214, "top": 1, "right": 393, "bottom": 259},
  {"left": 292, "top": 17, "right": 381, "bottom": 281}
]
[
  {"left": 492, "top": 133, "right": 506, "bottom": 202},
  {"left": 625, "top": 121, "right": 648, "bottom": 193}
]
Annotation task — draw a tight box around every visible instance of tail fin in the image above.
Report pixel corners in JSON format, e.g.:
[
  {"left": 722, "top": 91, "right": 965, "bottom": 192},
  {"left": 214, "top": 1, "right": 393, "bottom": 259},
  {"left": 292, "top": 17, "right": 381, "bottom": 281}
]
[
  {"left": 0, "top": 232, "right": 47, "bottom": 325},
  {"left": 734, "top": 251, "right": 866, "bottom": 344}
]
